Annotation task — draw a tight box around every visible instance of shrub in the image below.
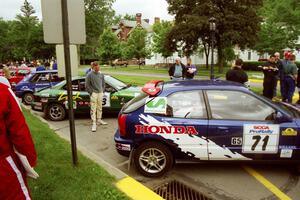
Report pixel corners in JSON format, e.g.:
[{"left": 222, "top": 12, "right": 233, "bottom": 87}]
[{"left": 242, "top": 61, "right": 265, "bottom": 71}]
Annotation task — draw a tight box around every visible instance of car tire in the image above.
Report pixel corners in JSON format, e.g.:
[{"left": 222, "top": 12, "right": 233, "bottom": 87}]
[
  {"left": 46, "top": 103, "right": 66, "bottom": 121},
  {"left": 133, "top": 141, "right": 173, "bottom": 177},
  {"left": 23, "top": 92, "right": 34, "bottom": 105}
]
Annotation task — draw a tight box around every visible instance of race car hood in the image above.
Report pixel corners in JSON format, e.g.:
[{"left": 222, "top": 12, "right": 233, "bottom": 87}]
[{"left": 34, "top": 88, "right": 63, "bottom": 98}]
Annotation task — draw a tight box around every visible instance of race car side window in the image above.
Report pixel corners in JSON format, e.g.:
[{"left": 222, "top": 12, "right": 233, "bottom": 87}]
[
  {"left": 207, "top": 90, "right": 275, "bottom": 121},
  {"left": 166, "top": 90, "right": 206, "bottom": 119}
]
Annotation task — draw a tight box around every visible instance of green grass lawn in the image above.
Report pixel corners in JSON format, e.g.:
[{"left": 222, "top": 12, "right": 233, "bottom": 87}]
[
  {"left": 79, "top": 65, "right": 264, "bottom": 80},
  {"left": 25, "top": 109, "right": 128, "bottom": 200},
  {"left": 113, "top": 74, "right": 169, "bottom": 86}
]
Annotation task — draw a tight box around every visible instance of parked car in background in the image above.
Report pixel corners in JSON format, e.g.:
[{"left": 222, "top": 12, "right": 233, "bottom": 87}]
[
  {"left": 112, "top": 59, "right": 128, "bottom": 67},
  {"left": 15, "top": 70, "right": 63, "bottom": 105},
  {"left": 0, "top": 66, "right": 31, "bottom": 89},
  {"left": 115, "top": 80, "right": 300, "bottom": 177},
  {"left": 31, "top": 75, "right": 141, "bottom": 121}
]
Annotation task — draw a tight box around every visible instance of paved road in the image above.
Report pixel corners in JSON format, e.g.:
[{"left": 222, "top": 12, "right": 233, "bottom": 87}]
[{"left": 30, "top": 108, "right": 300, "bottom": 200}]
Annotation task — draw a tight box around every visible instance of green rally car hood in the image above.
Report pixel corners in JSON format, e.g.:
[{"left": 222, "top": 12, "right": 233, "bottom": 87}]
[{"left": 114, "top": 86, "right": 141, "bottom": 97}]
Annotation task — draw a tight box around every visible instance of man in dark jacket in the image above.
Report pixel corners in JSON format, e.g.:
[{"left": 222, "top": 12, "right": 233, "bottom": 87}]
[
  {"left": 262, "top": 55, "right": 278, "bottom": 99},
  {"left": 168, "top": 57, "right": 186, "bottom": 80},
  {"left": 226, "top": 59, "right": 248, "bottom": 85}
]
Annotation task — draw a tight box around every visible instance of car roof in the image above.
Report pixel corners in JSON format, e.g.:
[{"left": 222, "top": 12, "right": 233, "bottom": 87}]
[
  {"left": 33, "top": 70, "right": 58, "bottom": 74},
  {"left": 161, "top": 80, "right": 249, "bottom": 94}
]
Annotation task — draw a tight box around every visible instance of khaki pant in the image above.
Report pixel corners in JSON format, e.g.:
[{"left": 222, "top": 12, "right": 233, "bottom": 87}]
[{"left": 90, "top": 92, "right": 103, "bottom": 123}]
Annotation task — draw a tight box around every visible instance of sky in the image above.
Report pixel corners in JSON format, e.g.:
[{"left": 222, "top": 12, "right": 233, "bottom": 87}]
[{"left": 0, "top": 0, "right": 173, "bottom": 23}]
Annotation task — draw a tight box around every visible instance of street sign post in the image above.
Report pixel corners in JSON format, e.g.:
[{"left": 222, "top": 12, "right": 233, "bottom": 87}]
[{"left": 41, "top": 0, "right": 86, "bottom": 166}]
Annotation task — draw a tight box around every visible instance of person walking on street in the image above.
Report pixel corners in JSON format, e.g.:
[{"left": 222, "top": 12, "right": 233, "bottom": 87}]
[
  {"left": 85, "top": 62, "right": 107, "bottom": 132},
  {"left": 282, "top": 54, "right": 297, "bottom": 103},
  {"left": 168, "top": 57, "right": 186, "bottom": 80},
  {"left": 262, "top": 55, "right": 278, "bottom": 99},
  {"left": 226, "top": 59, "right": 248, "bottom": 85},
  {"left": 0, "top": 82, "right": 37, "bottom": 200},
  {"left": 185, "top": 58, "right": 197, "bottom": 79}
]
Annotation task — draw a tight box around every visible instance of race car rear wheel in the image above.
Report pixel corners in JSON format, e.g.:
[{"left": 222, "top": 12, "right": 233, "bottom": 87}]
[
  {"left": 134, "top": 141, "right": 173, "bottom": 177},
  {"left": 23, "top": 92, "right": 34, "bottom": 105},
  {"left": 46, "top": 103, "right": 66, "bottom": 121}
]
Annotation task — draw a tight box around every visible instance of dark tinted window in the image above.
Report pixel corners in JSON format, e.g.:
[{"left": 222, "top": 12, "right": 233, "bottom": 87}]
[
  {"left": 63, "top": 80, "right": 80, "bottom": 91},
  {"left": 207, "top": 90, "right": 275, "bottom": 121}
]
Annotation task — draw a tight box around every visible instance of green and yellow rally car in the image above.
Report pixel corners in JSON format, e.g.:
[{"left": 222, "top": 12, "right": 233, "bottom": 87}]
[{"left": 31, "top": 75, "right": 141, "bottom": 121}]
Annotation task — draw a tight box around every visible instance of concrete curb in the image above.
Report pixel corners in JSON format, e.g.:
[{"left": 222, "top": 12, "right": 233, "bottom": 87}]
[{"left": 23, "top": 105, "right": 163, "bottom": 200}]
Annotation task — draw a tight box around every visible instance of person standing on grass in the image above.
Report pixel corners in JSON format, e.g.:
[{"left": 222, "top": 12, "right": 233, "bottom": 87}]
[
  {"left": 185, "top": 58, "right": 197, "bottom": 80},
  {"left": 262, "top": 55, "right": 278, "bottom": 99},
  {"left": 226, "top": 59, "right": 248, "bottom": 86},
  {"left": 0, "top": 82, "right": 37, "bottom": 200},
  {"left": 282, "top": 54, "right": 297, "bottom": 103},
  {"left": 274, "top": 52, "right": 283, "bottom": 97},
  {"left": 85, "top": 62, "right": 107, "bottom": 132},
  {"left": 168, "top": 57, "right": 186, "bottom": 80},
  {"left": 85, "top": 62, "right": 94, "bottom": 75}
]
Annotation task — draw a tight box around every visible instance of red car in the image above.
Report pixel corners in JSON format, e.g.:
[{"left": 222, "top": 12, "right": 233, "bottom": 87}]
[{"left": 0, "top": 66, "right": 32, "bottom": 89}]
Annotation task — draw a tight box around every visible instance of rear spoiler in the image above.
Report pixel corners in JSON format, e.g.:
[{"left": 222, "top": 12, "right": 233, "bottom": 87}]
[{"left": 142, "top": 80, "right": 164, "bottom": 96}]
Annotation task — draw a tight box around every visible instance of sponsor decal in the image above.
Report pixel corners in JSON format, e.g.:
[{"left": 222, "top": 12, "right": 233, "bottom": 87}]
[
  {"left": 111, "top": 95, "right": 118, "bottom": 100},
  {"left": 138, "top": 114, "right": 251, "bottom": 160},
  {"left": 102, "top": 92, "right": 111, "bottom": 107},
  {"left": 64, "top": 101, "right": 77, "bottom": 109},
  {"left": 144, "top": 97, "right": 167, "bottom": 114},
  {"left": 279, "top": 145, "right": 297, "bottom": 150},
  {"left": 281, "top": 128, "right": 297, "bottom": 136},
  {"left": 135, "top": 125, "right": 198, "bottom": 135},
  {"left": 58, "top": 92, "right": 82, "bottom": 101},
  {"left": 280, "top": 149, "right": 293, "bottom": 158},
  {"left": 231, "top": 137, "right": 242, "bottom": 145},
  {"left": 243, "top": 124, "right": 279, "bottom": 154}
]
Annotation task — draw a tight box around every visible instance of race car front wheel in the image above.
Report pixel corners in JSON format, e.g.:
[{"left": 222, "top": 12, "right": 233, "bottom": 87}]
[
  {"left": 46, "top": 103, "right": 66, "bottom": 121},
  {"left": 23, "top": 92, "right": 34, "bottom": 105},
  {"left": 134, "top": 141, "right": 173, "bottom": 177}
]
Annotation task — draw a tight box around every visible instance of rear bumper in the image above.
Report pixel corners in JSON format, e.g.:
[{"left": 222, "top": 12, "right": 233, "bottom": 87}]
[{"left": 114, "top": 130, "right": 133, "bottom": 157}]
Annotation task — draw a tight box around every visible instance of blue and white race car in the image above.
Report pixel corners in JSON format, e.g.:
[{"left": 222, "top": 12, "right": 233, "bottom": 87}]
[{"left": 114, "top": 80, "right": 300, "bottom": 177}]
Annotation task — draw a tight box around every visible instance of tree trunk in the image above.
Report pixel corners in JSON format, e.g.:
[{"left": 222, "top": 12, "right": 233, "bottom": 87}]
[{"left": 217, "top": 45, "right": 224, "bottom": 73}]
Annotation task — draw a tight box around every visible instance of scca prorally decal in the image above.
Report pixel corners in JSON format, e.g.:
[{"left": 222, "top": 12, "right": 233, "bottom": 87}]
[
  {"left": 249, "top": 126, "right": 273, "bottom": 134},
  {"left": 135, "top": 125, "right": 198, "bottom": 135},
  {"left": 139, "top": 114, "right": 250, "bottom": 161}
]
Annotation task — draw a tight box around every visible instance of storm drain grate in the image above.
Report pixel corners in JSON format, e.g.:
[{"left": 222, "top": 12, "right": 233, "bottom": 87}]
[{"left": 153, "top": 180, "right": 213, "bottom": 200}]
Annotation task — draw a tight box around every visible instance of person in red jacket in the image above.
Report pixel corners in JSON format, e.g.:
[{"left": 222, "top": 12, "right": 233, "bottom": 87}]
[{"left": 0, "top": 82, "right": 37, "bottom": 200}]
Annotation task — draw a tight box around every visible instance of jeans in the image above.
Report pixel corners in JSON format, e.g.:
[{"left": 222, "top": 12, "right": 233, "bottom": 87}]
[{"left": 282, "top": 76, "right": 295, "bottom": 103}]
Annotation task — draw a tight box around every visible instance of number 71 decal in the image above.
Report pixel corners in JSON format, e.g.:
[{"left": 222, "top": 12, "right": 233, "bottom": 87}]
[{"left": 242, "top": 124, "right": 279, "bottom": 154}]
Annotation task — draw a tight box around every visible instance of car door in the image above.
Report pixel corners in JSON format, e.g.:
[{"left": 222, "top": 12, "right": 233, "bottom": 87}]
[
  {"left": 205, "top": 90, "right": 298, "bottom": 161},
  {"left": 143, "top": 90, "right": 209, "bottom": 160},
  {"left": 35, "top": 73, "right": 51, "bottom": 90}
]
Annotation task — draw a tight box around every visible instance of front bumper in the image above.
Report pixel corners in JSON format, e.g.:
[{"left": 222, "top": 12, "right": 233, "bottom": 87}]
[
  {"left": 31, "top": 101, "right": 43, "bottom": 111},
  {"left": 114, "top": 129, "right": 134, "bottom": 157}
]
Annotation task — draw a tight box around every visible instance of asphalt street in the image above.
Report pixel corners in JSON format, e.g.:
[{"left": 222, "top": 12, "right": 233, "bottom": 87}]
[{"left": 30, "top": 109, "right": 300, "bottom": 200}]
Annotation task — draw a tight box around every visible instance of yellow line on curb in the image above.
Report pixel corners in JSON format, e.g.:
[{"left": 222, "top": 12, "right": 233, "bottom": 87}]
[
  {"left": 243, "top": 166, "right": 292, "bottom": 200},
  {"left": 116, "top": 176, "right": 164, "bottom": 200}
]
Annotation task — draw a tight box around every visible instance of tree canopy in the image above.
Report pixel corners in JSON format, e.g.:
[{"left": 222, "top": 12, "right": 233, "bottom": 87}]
[
  {"left": 254, "top": 0, "right": 300, "bottom": 54},
  {"left": 165, "top": 0, "right": 263, "bottom": 71},
  {"left": 81, "top": 0, "right": 115, "bottom": 61}
]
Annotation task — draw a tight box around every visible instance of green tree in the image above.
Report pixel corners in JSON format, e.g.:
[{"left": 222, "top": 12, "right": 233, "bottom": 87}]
[
  {"left": 152, "top": 21, "right": 174, "bottom": 62},
  {"left": 254, "top": 0, "right": 300, "bottom": 54},
  {"left": 81, "top": 0, "right": 115, "bottom": 62},
  {"left": 96, "top": 28, "right": 120, "bottom": 65},
  {"left": 126, "top": 27, "right": 151, "bottom": 68},
  {"left": 13, "top": 0, "right": 39, "bottom": 59},
  {"left": 166, "top": 0, "right": 263, "bottom": 72}
]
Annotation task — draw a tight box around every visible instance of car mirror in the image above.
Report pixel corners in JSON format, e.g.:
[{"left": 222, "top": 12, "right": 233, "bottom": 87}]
[{"left": 273, "top": 111, "right": 291, "bottom": 123}]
